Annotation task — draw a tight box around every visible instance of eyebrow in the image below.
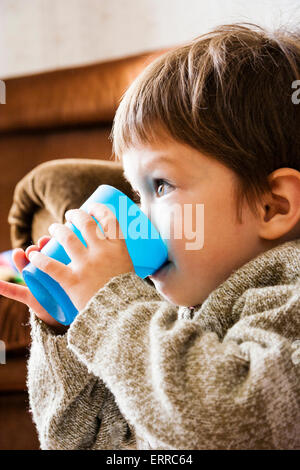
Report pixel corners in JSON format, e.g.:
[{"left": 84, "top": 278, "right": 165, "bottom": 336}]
[{"left": 123, "top": 156, "right": 177, "bottom": 185}]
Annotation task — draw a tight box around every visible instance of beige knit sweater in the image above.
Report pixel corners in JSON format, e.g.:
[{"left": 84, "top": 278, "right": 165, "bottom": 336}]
[{"left": 27, "top": 239, "right": 300, "bottom": 450}]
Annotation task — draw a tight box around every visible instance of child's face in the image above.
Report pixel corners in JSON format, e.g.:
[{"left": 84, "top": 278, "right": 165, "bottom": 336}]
[{"left": 122, "top": 134, "right": 268, "bottom": 307}]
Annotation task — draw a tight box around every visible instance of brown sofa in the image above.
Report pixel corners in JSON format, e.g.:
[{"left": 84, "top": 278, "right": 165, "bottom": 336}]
[{"left": 0, "top": 48, "right": 168, "bottom": 450}]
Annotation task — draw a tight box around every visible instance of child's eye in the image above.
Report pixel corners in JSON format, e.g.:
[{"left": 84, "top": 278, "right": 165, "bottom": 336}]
[
  {"left": 131, "top": 179, "right": 172, "bottom": 204},
  {"left": 153, "top": 179, "right": 173, "bottom": 198}
]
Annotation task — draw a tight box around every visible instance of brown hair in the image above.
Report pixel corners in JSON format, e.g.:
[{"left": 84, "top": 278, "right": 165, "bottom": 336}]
[{"left": 110, "top": 23, "right": 300, "bottom": 222}]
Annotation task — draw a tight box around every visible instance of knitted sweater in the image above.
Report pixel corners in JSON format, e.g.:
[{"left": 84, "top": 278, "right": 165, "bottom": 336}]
[{"left": 27, "top": 239, "right": 300, "bottom": 450}]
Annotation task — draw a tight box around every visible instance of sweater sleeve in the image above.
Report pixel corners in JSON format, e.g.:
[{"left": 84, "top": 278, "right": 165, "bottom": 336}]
[
  {"left": 67, "top": 272, "right": 300, "bottom": 450},
  {"left": 27, "top": 309, "right": 136, "bottom": 450}
]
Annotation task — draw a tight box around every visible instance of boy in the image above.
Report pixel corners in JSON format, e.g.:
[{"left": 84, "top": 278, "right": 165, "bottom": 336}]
[{"left": 1, "top": 23, "right": 300, "bottom": 449}]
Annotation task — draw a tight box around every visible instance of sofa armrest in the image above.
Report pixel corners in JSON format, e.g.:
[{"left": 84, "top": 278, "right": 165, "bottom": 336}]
[{"left": 8, "top": 158, "right": 134, "bottom": 250}]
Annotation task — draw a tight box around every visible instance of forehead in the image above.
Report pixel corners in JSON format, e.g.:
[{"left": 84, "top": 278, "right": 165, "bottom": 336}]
[{"left": 122, "top": 139, "right": 201, "bottom": 182}]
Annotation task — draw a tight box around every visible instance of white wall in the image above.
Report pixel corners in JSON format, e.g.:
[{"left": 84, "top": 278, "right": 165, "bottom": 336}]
[{"left": 0, "top": 0, "right": 299, "bottom": 79}]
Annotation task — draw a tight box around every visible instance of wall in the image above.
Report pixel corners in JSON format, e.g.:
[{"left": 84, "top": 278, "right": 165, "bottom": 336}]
[{"left": 0, "top": 0, "right": 299, "bottom": 79}]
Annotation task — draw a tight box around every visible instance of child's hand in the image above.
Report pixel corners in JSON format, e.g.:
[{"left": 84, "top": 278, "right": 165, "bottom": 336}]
[
  {"left": 0, "top": 236, "right": 68, "bottom": 333},
  {"left": 27, "top": 203, "right": 135, "bottom": 312}
]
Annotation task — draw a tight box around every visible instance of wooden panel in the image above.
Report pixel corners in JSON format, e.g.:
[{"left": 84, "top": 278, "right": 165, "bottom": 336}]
[
  {"left": 0, "top": 49, "right": 168, "bottom": 132},
  {"left": 0, "top": 392, "right": 39, "bottom": 450}
]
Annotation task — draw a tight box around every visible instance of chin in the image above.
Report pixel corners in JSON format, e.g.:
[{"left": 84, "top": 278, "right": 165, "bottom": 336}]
[
  {"left": 151, "top": 283, "right": 187, "bottom": 307},
  {"left": 156, "top": 289, "right": 179, "bottom": 305},
  {"left": 148, "top": 263, "right": 186, "bottom": 305}
]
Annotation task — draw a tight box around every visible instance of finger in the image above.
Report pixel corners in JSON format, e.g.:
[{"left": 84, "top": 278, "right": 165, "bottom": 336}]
[
  {"left": 65, "top": 209, "right": 105, "bottom": 245},
  {"left": 28, "top": 251, "right": 72, "bottom": 286},
  {"left": 0, "top": 279, "right": 31, "bottom": 305},
  {"left": 24, "top": 236, "right": 51, "bottom": 260},
  {"left": 12, "top": 248, "right": 29, "bottom": 273},
  {"left": 48, "top": 223, "right": 86, "bottom": 263},
  {"left": 25, "top": 245, "right": 39, "bottom": 259},
  {"left": 0, "top": 278, "right": 55, "bottom": 321},
  {"left": 37, "top": 236, "right": 51, "bottom": 249},
  {"left": 88, "top": 203, "right": 122, "bottom": 240}
]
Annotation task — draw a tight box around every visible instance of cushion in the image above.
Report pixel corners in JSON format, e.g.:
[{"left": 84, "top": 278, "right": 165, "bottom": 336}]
[{"left": 8, "top": 158, "right": 135, "bottom": 250}]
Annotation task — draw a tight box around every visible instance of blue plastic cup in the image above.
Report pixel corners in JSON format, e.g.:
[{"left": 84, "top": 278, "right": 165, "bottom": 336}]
[{"left": 22, "top": 185, "right": 169, "bottom": 325}]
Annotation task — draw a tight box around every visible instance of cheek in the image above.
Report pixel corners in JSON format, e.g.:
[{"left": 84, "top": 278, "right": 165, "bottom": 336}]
[
  {"left": 168, "top": 196, "right": 233, "bottom": 268},
  {"left": 152, "top": 200, "right": 206, "bottom": 258},
  {"left": 149, "top": 203, "right": 174, "bottom": 242},
  {"left": 202, "top": 187, "right": 238, "bottom": 241},
  {"left": 172, "top": 238, "right": 202, "bottom": 271}
]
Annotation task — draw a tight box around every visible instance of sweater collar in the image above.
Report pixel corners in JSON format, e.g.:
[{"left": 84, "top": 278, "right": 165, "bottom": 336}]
[{"left": 183, "top": 238, "right": 300, "bottom": 336}]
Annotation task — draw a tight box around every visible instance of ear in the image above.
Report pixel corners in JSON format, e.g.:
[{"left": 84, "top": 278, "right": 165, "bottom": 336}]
[{"left": 257, "top": 168, "right": 300, "bottom": 241}]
